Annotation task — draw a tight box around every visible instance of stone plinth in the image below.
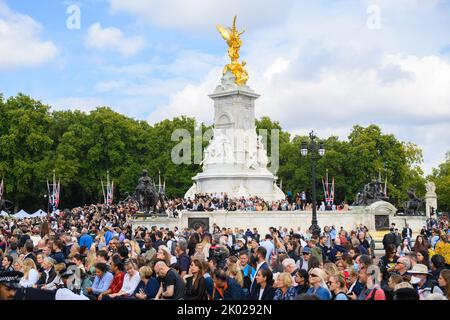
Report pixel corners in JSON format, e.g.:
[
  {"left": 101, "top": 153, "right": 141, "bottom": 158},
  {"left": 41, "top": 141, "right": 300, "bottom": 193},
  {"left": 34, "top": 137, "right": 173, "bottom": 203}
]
[
  {"left": 131, "top": 202, "right": 427, "bottom": 233},
  {"left": 425, "top": 181, "right": 437, "bottom": 216}
]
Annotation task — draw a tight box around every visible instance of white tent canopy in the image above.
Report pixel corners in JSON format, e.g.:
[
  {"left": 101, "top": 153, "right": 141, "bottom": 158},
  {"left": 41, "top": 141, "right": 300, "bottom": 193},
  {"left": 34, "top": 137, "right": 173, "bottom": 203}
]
[
  {"left": 0, "top": 210, "right": 9, "bottom": 217},
  {"left": 30, "top": 209, "right": 47, "bottom": 218},
  {"left": 13, "top": 209, "right": 31, "bottom": 219}
]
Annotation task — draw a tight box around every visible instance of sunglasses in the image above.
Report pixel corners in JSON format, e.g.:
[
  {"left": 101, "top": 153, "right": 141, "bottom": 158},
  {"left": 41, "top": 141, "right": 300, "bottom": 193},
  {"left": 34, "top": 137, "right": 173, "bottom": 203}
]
[{"left": 309, "top": 274, "right": 319, "bottom": 278}]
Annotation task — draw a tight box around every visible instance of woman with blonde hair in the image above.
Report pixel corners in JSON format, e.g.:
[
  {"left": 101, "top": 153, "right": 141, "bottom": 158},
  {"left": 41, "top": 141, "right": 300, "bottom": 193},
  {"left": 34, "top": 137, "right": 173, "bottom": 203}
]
[
  {"left": 323, "top": 262, "right": 339, "bottom": 278},
  {"left": 156, "top": 245, "right": 175, "bottom": 266},
  {"left": 19, "top": 258, "right": 40, "bottom": 288},
  {"left": 198, "top": 233, "right": 212, "bottom": 260},
  {"left": 306, "top": 268, "right": 332, "bottom": 300},
  {"left": 226, "top": 261, "right": 244, "bottom": 288},
  {"left": 273, "top": 272, "right": 297, "bottom": 300}
]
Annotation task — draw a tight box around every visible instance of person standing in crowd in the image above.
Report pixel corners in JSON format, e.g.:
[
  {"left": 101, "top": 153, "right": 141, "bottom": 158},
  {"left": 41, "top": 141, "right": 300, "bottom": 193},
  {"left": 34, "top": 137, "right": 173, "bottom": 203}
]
[
  {"left": 378, "top": 244, "right": 398, "bottom": 284},
  {"left": 402, "top": 223, "right": 413, "bottom": 245},
  {"left": 434, "top": 231, "right": 450, "bottom": 267},
  {"left": 175, "top": 239, "right": 190, "bottom": 278},
  {"left": 294, "top": 269, "right": 309, "bottom": 295},
  {"left": 239, "top": 251, "right": 255, "bottom": 297},
  {"left": 259, "top": 234, "right": 274, "bottom": 262},
  {"left": 382, "top": 228, "right": 396, "bottom": 250},
  {"left": 397, "top": 238, "right": 411, "bottom": 257}
]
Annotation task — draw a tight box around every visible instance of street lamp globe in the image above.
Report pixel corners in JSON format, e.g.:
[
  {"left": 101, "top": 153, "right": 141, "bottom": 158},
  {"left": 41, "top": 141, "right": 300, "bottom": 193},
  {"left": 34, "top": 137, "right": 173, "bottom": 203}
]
[
  {"left": 318, "top": 142, "right": 325, "bottom": 157},
  {"left": 301, "top": 141, "right": 308, "bottom": 157}
]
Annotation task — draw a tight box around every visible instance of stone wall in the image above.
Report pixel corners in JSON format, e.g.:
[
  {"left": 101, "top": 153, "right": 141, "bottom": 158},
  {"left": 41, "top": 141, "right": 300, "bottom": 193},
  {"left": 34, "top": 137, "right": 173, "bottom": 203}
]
[{"left": 130, "top": 208, "right": 427, "bottom": 233}]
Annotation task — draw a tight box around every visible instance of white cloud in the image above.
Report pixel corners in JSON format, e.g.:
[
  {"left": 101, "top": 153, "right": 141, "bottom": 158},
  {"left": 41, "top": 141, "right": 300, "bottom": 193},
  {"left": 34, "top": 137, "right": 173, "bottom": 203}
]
[
  {"left": 107, "top": 0, "right": 294, "bottom": 32},
  {"left": 85, "top": 23, "right": 145, "bottom": 56},
  {"left": 99, "top": 1, "right": 450, "bottom": 174},
  {"left": 50, "top": 97, "right": 105, "bottom": 112},
  {"left": 0, "top": 1, "right": 57, "bottom": 70}
]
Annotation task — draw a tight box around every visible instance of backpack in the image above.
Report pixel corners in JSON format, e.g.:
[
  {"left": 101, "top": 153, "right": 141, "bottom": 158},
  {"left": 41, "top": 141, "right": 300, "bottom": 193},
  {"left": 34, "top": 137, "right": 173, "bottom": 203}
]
[
  {"left": 366, "top": 287, "right": 383, "bottom": 300},
  {"left": 241, "top": 265, "right": 253, "bottom": 290}
]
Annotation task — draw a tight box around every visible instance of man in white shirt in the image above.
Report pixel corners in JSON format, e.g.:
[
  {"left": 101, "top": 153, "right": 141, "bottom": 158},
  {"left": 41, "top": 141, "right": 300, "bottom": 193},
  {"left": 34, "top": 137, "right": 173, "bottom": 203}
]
[{"left": 259, "top": 235, "right": 274, "bottom": 262}]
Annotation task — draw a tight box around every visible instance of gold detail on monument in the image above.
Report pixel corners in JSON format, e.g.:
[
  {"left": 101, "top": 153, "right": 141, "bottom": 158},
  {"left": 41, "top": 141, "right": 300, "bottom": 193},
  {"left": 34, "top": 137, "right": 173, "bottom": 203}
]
[{"left": 216, "top": 16, "right": 249, "bottom": 86}]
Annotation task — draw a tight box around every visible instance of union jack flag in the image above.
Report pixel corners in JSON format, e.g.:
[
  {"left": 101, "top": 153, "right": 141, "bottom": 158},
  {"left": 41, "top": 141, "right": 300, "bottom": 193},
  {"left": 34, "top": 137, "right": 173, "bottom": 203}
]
[
  {"left": 322, "top": 170, "right": 335, "bottom": 207},
  {"left": 47, "top": 171, "right": 60, "bottom": 213},
  {"left": 101, "top": 171, "right": 114, "bottom": 205}
]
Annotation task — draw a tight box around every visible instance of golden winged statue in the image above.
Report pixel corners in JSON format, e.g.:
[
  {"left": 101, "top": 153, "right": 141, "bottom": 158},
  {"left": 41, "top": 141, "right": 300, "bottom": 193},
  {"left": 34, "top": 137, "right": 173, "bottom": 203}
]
[{"left": 216, "top": 16, "right": 249, "bottom": 86}]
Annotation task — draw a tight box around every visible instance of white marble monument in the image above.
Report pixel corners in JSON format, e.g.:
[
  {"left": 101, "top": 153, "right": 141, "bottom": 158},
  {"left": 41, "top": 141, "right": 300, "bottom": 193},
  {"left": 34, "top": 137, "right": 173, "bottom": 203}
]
[
  {"left": 184, "top": 70, "right": 285, "bottom": 201},
  {"left": 425, "top": 181, "right": 437, "bottom": 216},
  {"left": 185, "top": 17, "right": 284, "bottom": 201}
]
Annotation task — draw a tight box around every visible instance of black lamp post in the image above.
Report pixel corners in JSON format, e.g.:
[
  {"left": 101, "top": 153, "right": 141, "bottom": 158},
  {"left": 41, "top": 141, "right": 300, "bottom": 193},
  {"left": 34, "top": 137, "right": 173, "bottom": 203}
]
[{"left": 301, "top": 131, "right": 325, "bottom": 238}]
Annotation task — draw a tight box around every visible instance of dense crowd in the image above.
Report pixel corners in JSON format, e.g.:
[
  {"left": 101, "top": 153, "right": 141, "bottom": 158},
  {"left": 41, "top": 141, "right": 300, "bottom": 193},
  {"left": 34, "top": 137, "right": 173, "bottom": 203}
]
[
  {"left": 165, "top": 192, "right": 349, "bottom": 216},
  {"left": 0, "top": 202, "right": 449, "bottom": 301}
]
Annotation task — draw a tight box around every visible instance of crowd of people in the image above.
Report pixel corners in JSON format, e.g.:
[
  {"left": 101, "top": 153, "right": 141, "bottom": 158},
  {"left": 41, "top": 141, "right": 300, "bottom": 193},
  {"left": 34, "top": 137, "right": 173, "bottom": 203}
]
[
  {"left": 0, "top": 202, "right": 449, "bottom": 301},
  {"left": 164, "top": 192, "right": 349, "bottom": 216}
]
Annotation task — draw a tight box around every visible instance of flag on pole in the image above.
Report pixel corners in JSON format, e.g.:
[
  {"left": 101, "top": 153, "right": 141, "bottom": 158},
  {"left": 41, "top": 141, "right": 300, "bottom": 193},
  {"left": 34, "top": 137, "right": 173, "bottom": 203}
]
[
  {"left": 384, "top": 176, "right": 387, "bottom": 196},
  {"left": 322, "top": 170, "right": 334, "bottom": 207},
  {"left": 107, "top": 179, "right": 114, "bottom": 205},
  {"left": 102, "top": 171, "right": 114, "bottom": 205},
  {"left": 47, "top": 171, "right": 60, "bottom": 213}
]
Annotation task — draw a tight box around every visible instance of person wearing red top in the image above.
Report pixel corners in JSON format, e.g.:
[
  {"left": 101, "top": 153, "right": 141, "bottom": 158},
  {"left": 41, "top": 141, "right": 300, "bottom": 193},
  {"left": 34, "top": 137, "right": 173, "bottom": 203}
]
[
  {"left": 98, "top": 255, "right": 125, "bottom": 300},
  {"left": 354, "top": 265, "right": 386, "bottom": 300}
]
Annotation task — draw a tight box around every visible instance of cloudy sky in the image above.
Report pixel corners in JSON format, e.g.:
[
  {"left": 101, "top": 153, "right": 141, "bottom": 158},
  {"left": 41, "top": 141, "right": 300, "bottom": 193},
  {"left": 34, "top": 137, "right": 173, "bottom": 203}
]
[{"left": 1, "top": 0, "right": 449, "bottom": 175}]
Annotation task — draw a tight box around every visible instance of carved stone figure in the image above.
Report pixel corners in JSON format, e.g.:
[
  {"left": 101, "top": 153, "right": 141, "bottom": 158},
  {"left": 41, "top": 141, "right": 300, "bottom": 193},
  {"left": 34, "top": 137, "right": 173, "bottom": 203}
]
[
  {"left": 354, "top": 179, "right": 388, "bottom": 206},
  {"left": 404, "top": 189, "right": 425, "bottom": 216},
  {"left": 425, "top": 181, "right": 436, "bottom": 195},
  {"left": 217, "top": 16, "right": 248, "bottom": 86},
  {"left": 134, "top": 170, "right": 166, "bottom": 215},
  {"left": 257, "top": 135, "right": 269, "bottom": 168}
]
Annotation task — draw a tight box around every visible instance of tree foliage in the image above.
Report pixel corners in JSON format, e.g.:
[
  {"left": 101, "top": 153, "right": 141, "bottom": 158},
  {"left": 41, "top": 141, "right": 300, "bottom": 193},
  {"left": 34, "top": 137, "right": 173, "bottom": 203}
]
[{"left": 0, "top": 93, "right": 433, "bottom": 212}]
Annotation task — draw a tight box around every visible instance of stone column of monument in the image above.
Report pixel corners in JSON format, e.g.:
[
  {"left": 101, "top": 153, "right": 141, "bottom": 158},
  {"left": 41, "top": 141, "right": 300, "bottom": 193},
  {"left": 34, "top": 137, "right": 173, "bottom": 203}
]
[
  {"left": 425, "top": 181, "right": 437, "bottom": 216},
  {"left": 184, "top": 16, "right": 285, "bottom": 201}
]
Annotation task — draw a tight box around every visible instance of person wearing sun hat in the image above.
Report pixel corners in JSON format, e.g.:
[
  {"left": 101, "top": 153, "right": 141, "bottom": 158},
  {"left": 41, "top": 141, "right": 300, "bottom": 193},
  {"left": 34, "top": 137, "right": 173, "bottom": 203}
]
[{"left": 408, "top": 263, "right": 443, "bottom": 299}]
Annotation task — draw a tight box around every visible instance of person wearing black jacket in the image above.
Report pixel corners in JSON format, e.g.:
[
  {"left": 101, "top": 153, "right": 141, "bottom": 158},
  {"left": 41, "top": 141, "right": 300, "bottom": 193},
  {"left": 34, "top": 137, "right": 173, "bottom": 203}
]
[
  {"left": 250, "top": 268, "right": 275, "bottom": 300},
  {"left": 382, "top": 228, "right": 396, "bottom": 250},
  {"left": 23, "top": 240, "right": 37, "bottom": 265},
  {"left": 402, "top": 224, "right": 413, "bottom": 242},
  {"left": 184, "top": 260, "right": 207, "bottom": 300},
  {"left": 35, "top": 257, "right": 57, "bottom": 288}
]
